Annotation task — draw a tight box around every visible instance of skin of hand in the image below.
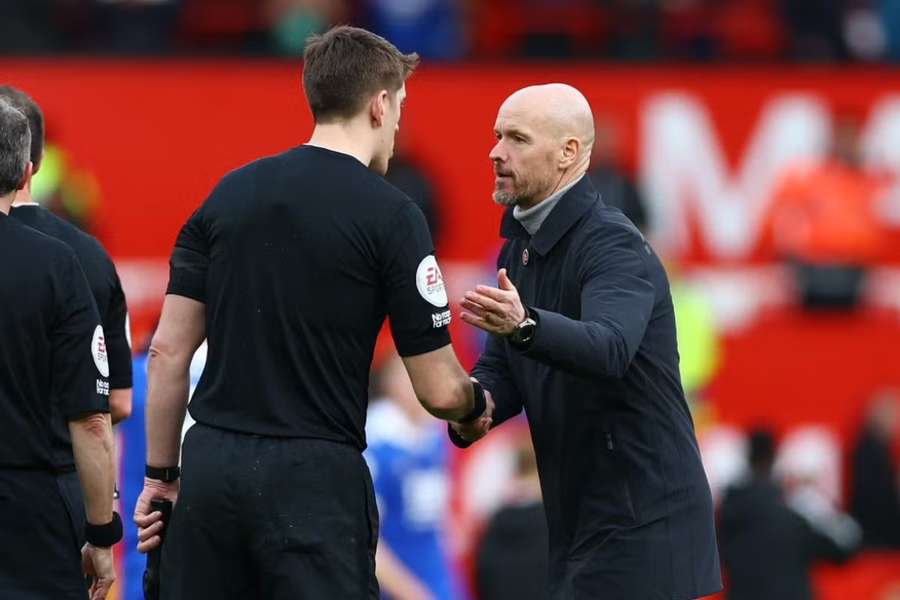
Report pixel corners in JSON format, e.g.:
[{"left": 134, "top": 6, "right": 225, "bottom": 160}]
[
  {"left": 459, "top": 269, "right": 527, "bottom": 336},
  {"left": 81, "top": 543, "right": 115, "bottom": 600},
  {"left": 133, "top": 478, "right": 179, "bottom": 553},
  {"left": 450, "top": 386, "right": 495, "bottom": 443}
]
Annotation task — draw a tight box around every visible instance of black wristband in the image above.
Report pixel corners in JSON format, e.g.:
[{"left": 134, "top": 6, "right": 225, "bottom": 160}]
[
  {"left": 458, "top": 380, "right": 487, "bottom": 424},
  {"left": 145, "top": 465, "right": 180, "bottom": 482},
  {"left": 85, "top": 511, "right": 123, "bottom": 547}
]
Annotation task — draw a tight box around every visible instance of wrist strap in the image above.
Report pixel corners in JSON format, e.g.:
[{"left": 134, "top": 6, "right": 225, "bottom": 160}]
[
  {"left": 85, "top": 511, "right": 123, "bottom": 547},
  {"left": 458, "top": 381, "right": 487, "bottom": 424},
  {"left": 145, "top": 464, "right": 180, "bottom": 482}
]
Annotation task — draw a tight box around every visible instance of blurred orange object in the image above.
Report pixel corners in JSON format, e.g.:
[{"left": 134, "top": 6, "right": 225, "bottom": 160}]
[{"left": 766, "top": 160, "right": 889, "bottom": 264}]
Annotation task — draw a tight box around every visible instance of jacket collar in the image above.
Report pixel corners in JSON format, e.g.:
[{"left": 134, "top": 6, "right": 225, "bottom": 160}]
[{"left": 500, "top": 174, "right": 600, "bottom": 256}]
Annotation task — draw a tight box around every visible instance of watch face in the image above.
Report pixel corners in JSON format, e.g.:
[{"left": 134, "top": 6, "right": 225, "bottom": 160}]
[{"left": 513, "top": 319, "right": 536, "bottom": 343}]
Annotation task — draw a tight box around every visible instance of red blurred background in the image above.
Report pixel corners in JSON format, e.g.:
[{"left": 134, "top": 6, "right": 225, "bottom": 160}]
[{"left": 3, "top": 60, "right": 899, "bottom": 598}]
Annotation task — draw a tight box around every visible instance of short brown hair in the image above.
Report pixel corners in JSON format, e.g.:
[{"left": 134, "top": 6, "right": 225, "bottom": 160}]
[
  {"left": 303, "top": 26, "right": 419, "bottom": 123},
  {"left": 0, "top": 86, "right": 44, "bottom": 171}
]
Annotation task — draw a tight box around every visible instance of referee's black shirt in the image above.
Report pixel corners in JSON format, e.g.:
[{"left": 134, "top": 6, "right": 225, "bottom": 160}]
[
  {"left": 11, "top": 204, "right": 132, "bottom": 470},
  {"left": 0, "top": 212, "right": 110, "bottom": 470},
  {"left": 167, "top": 146, "right": 451, "bottom": 450}
]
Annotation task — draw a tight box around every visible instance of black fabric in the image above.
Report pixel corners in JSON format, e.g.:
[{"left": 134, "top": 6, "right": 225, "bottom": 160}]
[
  {"left": 0, "top": 469, "right": 87, "bottom": 599},
  {"left": 458, "top": 381, "right": 486, "bottom": 423},
  {"left": 11, "top": 205, "right": 130, "bottom": 472},
  {"left": 165, "top": 145, "right": 451, "bottom": 448},
  {"left": 849, "top": 426, "right": 900, "bottom": 548},
  {"left": 0, "top": 213, "right": 109, "bottom": 470},
  {"left": 161, "top": 424, "right": 379, "bottom": 600},
  {"left": 476, "top": 501, "right": 549, "bottom": 600},
  {"left": 468, "top": 177, "right": 721, "bottom": 599},
  {"left": 85, "top": 511, "right": 123, "bottom": 547},
  {"left": 11, "top": 205, "right": 132, "bottom": 389},
  {"left": 719, "top": 476, "right": 853, "bottom": 600}
]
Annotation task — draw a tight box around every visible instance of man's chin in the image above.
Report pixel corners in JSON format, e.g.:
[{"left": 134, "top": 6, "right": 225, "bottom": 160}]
[{"left": 492, "top": 192, "right": 518, "bottom": 207}]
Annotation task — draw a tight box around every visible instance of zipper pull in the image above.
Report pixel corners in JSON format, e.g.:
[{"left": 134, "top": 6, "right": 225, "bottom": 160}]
[{"left": 605, "top": 432, "right": 614, "bottom": 450}]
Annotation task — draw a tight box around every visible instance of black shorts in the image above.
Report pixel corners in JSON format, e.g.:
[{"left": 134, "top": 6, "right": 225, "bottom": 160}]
[
  {"left": 0, "top": 469, "right": 87, "bottom": 599},
  {"left": 161, "top": 423, "right": 379, "bottom": 599}
]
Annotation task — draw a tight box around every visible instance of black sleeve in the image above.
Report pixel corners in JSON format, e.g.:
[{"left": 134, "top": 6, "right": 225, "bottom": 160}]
[
  {"left": 521, "top": 230, "right": 655, "bottom": 379},
  {"left": 52, "top": 251, "right": 110, "bottom": 418},
  {"left": 103, "top": 266, "right": 133, "bottom": 390},
  {"left": 166, "top": 208, "right": 209, "bottom": 303},
  {"left": 380, "top": 202, "right": 452, "bottom": 357}
]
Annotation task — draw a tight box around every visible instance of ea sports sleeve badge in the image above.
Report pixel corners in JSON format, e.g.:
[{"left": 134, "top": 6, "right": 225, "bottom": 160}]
[{"left": 416, "top": 255, "right": 448, "bottom": 308}]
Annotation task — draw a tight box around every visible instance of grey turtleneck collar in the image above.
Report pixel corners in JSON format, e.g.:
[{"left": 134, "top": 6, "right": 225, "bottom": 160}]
[{"left": 513, "top": 174, "right": 585, "bottom": 236}]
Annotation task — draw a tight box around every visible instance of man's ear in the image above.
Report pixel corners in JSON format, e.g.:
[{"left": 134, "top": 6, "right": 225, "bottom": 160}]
[
  {"left": 17, "top": 161, "right": 33, "bottom": 192},
  {"left": 559, "top": 137, "right": 580, "bottom": 169},
  {"left": 370, "top": 90, "right": 389, "bottom": 128}
]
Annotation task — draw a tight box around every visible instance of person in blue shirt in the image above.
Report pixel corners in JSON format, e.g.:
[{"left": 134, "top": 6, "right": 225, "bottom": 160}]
[{"left": 365, "top": 353, "right": 462, "bottom": 600}]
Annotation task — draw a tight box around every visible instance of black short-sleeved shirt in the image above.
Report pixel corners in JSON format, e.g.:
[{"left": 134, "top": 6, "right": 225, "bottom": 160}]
[
  {"left": 0, "top": 212, "right": 110, "bottom": 470},
  {"left": 167, "top": 146, "right": 451, "bottom": 449},
  {"left": 11, "top": 204, "right": 131, "bottom": 470},
  {"left": 11, "top": 205, "right": 132, "bottom": 389}
]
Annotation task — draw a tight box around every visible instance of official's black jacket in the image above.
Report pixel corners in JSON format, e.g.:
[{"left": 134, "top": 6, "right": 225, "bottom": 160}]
[
  {"left": 0, "top": 212, "right": 109, "bottom": 469},
  {"left": 465, "top": 176, "right": 722, "bottom": 599},
  {"left": 11, "top": 204, "right": 131, "bottom": 470}
]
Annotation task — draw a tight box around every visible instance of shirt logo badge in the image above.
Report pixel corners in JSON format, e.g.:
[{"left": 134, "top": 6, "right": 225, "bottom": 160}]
[
  {"left": 416, "top": 255, "right": 449, "bottom": 307},
  {"left": 91, "top": 325, "right": 110, "bottom": 378},
  {"left": 522, "top": 248, "right": 530, "bottom": 266}
]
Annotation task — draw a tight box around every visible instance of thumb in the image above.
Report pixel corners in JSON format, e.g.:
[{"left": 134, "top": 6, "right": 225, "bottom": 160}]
[{"left": 498, "top": 268, "right": 514, "bottom": 291}]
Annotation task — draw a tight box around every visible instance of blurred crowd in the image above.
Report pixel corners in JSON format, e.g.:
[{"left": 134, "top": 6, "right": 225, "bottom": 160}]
[{"left": 2, "top": 0, "right": 900, "bottom": 62}]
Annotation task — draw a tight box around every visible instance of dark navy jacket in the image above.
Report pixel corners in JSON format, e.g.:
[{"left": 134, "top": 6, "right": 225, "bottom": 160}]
[{"left": 466, "top": 176, "right": 722, "bottom": 599}]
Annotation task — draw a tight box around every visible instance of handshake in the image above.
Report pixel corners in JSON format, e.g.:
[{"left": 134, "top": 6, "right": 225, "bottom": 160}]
[{"left": 448, "top": 379, "right": 495, "bottom": 446}]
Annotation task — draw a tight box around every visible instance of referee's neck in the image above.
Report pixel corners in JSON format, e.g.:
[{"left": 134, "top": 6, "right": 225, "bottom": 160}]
[{"left": 307, "top": 123, "right": 374, "bottom": 169}]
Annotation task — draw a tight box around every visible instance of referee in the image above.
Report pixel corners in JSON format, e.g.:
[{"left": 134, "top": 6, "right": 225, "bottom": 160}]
[
  {"left": 0, "top": 86, "right": 133, "bottom": 425},
  {"left": 0, "top": 99, "right": 120, "bottom": 599},
  {"left": 134, "top": 26, "right": 491, "bottom": 599}
]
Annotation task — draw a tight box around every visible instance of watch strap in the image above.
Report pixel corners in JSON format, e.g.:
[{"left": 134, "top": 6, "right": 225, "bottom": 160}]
[{"left": 145, "top": 465, "right": 180, "bottom": 482}]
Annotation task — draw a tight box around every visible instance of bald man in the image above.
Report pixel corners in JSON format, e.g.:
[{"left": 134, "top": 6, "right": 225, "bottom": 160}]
[{"left": 451, "top": 84, "right": 722, "bottom": 599}]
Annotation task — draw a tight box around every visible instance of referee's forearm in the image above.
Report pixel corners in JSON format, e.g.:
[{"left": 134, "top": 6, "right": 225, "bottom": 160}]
[
  {"left": 69, "top": 413, "right": 115, "bottom": 525},
  {"left": 145, "top": 350, "right": 191, "bottom": 468}
]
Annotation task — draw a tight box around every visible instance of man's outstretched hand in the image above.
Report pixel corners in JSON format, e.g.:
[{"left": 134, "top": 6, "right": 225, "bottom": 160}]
[{"left": 460, "top": 269, "right": 526, "bottom": 336}]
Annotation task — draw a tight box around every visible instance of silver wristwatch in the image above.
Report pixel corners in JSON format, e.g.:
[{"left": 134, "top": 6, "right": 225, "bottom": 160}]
[{"left": 509, "top": 314, "right": 537, "bottom": 346}]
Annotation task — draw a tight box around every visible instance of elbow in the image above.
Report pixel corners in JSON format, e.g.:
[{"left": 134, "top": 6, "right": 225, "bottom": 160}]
[
  {"left": 110, "top": 389, "right": 133, "bottom": 424},
  {"left": 587, "top": 325, "right": 632, "bottom": 379},
  {"left": 148, "top": 331, "right": 192, "bottom": 369},
  {"left": 71, "top": 412, "right": 113, "bottom": 448}
]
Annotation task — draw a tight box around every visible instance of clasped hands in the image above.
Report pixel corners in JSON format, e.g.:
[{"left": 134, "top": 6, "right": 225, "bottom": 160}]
[{"left": 451, "top": 268, "right": 526, "bottom": 443}]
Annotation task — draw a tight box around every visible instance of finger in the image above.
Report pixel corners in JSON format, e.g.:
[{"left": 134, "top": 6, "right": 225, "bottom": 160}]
[
  {"left": 475, "top": 284, "right": 511, "bottom": 303},
  {"left": 137, "top": 519, "right": 164, "bottom": 542},
  {"left": 137, "top": 535, "right": 161, "bottom": 554},
  {"left": 133, "top": 510, "right": 161, "bottom": 528},
  {"left": 464, "top": 291, "right": 506, "bottom": 315},
  {"left": 498, "top": 268, "right": 515, "bottom": 291},
  {"left": 459, "top": 298, "right": 491, "bottom": 318},
  {"left": 460, "top": 311, "right": 500, "bottom": 334},
  {"left": 92, "top": 577, "right": 113, "bottom": 600}
]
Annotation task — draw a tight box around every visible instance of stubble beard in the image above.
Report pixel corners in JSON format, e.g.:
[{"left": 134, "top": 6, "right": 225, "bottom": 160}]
[{"left": 493, "top": 188, "right": 518, "bottom": 207}]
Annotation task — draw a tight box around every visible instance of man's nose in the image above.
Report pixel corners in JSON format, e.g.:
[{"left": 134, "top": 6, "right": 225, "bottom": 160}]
[{"left": 489, "top": 141, "right": 505, "bottom": 162}]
